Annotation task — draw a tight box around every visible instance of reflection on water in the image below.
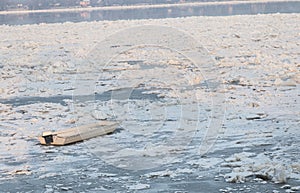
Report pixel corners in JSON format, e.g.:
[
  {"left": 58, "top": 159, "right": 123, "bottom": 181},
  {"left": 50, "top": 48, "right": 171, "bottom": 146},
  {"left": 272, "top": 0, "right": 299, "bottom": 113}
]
[{"left": 0, "top": 1, "right": 299, "bottom": 25}]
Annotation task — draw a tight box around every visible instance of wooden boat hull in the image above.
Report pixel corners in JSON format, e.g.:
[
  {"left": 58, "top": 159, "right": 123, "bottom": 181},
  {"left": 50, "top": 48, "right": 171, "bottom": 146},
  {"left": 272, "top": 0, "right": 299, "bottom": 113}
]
[{"left": 38, "top": 121, "right": 118, "bottom": 145}]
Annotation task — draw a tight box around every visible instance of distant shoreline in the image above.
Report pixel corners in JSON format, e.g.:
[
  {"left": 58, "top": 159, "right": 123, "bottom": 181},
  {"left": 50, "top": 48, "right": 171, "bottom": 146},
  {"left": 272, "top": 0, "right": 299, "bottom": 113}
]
[{"left": 0, "top": 0, "right": 295, "bottom": 15}]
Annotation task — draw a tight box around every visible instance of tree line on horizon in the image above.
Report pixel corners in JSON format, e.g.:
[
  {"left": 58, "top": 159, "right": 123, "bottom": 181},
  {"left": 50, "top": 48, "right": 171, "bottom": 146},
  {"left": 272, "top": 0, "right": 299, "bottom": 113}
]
[{"left": 0, "top": 0, "right": 198, "bottom": 11}]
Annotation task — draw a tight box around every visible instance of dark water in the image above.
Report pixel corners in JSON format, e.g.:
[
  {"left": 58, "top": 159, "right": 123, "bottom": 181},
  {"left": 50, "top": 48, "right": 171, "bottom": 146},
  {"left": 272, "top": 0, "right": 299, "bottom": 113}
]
[
  {"left": 0, "top": 1, "right": 299, "bottom": 25},
  {"left": 0, "top": 88, "right": 160, "bottom": 107}
]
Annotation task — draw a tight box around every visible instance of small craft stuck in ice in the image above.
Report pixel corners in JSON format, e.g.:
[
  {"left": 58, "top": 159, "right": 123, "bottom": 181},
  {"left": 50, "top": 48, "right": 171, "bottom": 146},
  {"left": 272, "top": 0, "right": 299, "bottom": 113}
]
[{"left": 38, "top": 121, "right": 118, "bottom": 145}]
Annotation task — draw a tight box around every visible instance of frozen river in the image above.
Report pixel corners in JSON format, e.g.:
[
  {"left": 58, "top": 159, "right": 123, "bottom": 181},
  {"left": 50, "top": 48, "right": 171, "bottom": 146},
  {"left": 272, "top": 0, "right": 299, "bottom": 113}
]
[{"left": 0, "top": 2, "right": 299, "bottom": 193}]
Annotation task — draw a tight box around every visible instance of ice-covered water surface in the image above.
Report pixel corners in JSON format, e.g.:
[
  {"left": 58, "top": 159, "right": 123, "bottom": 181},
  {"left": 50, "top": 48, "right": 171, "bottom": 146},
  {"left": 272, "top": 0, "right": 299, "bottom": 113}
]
[{"left": 0, "top": 14, "right": 299, "bottom": 192}]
